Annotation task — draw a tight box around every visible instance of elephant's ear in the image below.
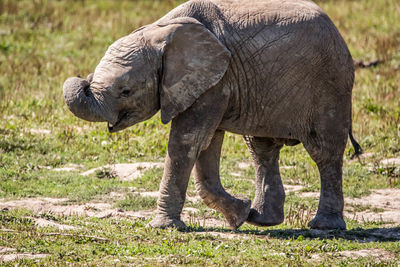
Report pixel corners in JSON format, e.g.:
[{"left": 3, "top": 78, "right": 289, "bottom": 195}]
[{"left": 159, "top": 18, "right": 231, "bottom": 124}]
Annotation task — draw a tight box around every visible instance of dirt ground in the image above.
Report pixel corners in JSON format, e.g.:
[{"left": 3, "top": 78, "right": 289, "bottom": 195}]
[
  {"left": 1, "top": 161, "right": 399, "bottom": 262},
  {"left": 310, "top": 248, "right": 395, "bottom": 262}
]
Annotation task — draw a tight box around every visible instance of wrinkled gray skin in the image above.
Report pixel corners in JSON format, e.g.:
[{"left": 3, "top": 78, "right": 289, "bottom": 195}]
[{"left": 63, "top": 0, "right": 356, "bottom": 230}]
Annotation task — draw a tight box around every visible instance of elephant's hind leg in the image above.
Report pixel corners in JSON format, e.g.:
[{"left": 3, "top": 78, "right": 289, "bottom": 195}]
[
  {"left": 244, "top": 136, "right": 285, "bottom": 226},
  {"left": 303, "top": 134, "right": 347, "bottom": 230},
  {"left": 194, "top": 130, "right": 251, "bottom": 229}
]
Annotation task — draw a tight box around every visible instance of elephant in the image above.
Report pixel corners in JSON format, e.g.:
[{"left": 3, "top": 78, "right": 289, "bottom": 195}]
[{"left": 63, "top": 0, "right": 362, "bottom": 230}]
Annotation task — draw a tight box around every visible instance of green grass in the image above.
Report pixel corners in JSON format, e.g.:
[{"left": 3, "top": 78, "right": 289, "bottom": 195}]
[
  {"left": 116, "top": 194, "right": 158, "bottom": 211},
  {"left": 1, "top": 0, "right": 400, "bottom": 265}
]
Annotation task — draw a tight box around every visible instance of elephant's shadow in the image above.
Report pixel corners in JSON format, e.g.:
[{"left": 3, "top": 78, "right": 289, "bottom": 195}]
[{"left": 184, "top": 226, "right": 400, "bottom": 243}]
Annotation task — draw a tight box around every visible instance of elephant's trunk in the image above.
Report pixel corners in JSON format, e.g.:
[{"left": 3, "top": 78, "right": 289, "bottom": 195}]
[{"left": 63, "top": 76, "right": 106, "bottom": 122}]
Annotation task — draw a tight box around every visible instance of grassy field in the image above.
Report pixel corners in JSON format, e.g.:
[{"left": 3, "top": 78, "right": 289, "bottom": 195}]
[{"left": 1, "top": 0, "right": 400, "bottom": 265}]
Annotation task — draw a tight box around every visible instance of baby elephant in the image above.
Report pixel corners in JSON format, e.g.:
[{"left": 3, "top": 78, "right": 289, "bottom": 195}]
[{"left": 63, "top": 0, "right": 361, "bottom": 230}]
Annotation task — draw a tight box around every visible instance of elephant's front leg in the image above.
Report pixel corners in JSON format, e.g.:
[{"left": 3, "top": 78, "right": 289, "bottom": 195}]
[
  {"left": 148, "top": 147, "right": 194, "bottom": 230},
  {"left": 147, "top": 86, "right": 231, "bottom": 229},
  {"left": 244, "top": 136, "right": 285, "bottom": 226},
  {"left": 194, "top": 130, "right": 251, "bottom": 229}
]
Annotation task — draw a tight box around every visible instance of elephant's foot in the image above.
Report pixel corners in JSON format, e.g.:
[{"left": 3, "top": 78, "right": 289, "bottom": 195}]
[
  {"left": 146, "top": 215, "right": 186, "bottom": 230},
  {"left": 308, "top": 212, "right": 346, "bottom": 230},
  {"left": 223, "top": 196, "right": 251, "bottom": 229},
  {"left": 246, "top": 196, "right": 284, "bottom": 227},
  {"left": 246, "top": 207, "right": 284, "bottom": 227},
  {"left": 246, "top": 189, "right": 285, "bottom": 227}
]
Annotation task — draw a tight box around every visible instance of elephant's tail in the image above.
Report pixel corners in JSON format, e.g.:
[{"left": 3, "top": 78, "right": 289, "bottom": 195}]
[{"left": 349, "top": 126, "right": 363, "bottom": 158}]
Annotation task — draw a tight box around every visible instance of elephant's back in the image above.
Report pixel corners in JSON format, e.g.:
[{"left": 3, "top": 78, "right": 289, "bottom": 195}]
[
  {"left": 212, "top": 0, "right": 325, "bottom": 27},
  {"left": 164, "top": 0, "right": 325, "bottom": 25},
  {"left": 160, "top": 0, "right": 351, "bottom": 66},
  {"left": 212, "top": 0, "right": 354, "bottom": 137}
]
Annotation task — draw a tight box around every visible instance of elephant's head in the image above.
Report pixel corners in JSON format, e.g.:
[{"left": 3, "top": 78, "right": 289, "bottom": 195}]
[{"left": 63, "top": 17, "right": 231, "bottom": 132}]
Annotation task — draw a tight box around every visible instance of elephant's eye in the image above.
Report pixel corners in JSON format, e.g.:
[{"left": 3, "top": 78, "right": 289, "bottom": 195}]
[{"left": 121, "top": 89, "right": 130, "bottom": 97}]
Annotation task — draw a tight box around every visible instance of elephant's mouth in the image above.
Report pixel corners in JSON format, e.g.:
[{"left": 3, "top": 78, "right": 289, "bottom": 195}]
[{"left": 108, "top": 111, "right": 128, "bottom": 133}]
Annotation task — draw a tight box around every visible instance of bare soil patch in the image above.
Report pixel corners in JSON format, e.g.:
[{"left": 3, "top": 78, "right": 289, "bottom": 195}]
[
  {"left": 0, "top": 247, "right": 16, "bottom": 254},
  {"left": 380, "top": 158, "right": 400, "bottom": 166},
  {"left": 81, "top": 162, "right": 163, "bottom": 180},
  {"left": 0, "top": 198, "right": 117, "bottom": 218},
  {"left": 345, "top": 188, "right": 400, "bottom": 224},
  {"left": 185, "top": 215, "right": 227, "bottom": 228},
  {"left": 0, "top": 196, "right": 156, "bottom": 220},
  {"left": 0, "top": 196, "right": 226, "bottom": 228},
  {"left": 182, "top": 207, "right": 227, "bottom": 228},
  {"left": 338, "top": 248, "right": 394, "bottom": 260},
  {"left": 0, "top": 253, "right": 49, "bottom": 262},
  {"left": 299, "top": 188, "right": 400, "bottom": 225},
  {"left": 30, "top": 217, "right": 77, "bottom": 230},
  {"left": 235, "top": 156, "right": 400, "bottom": 225},
  {"left": 310, "top": 248, "right": 394, "bottom": 262},
  {"left": 105, "top": 190, "right": 201, "bottom": 203},
  {"left": 299, "top": 191, "right": 319, "bottom": 198},
  {"left": 284, "top": 184, "right": 304, "bottom": 193}
]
